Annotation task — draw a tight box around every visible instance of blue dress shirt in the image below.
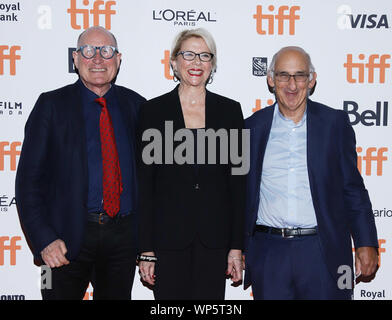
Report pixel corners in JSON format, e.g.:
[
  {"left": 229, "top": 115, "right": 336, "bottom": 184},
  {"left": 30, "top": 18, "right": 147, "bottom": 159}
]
[
  {"left": 78, "top": 80, "right": 134, "bottom": 215},
  {"left": 256, "top": 104, "right": 317, "bottom": 228}
]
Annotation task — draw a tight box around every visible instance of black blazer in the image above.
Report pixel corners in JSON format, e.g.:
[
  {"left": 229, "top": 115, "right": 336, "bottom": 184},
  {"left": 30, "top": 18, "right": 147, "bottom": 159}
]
[
  {"left": 137, "top": 85, "right": 246, "bottom": 252},
  {"left": 15, "top": 81, "right": 145, "bottom": 264}
]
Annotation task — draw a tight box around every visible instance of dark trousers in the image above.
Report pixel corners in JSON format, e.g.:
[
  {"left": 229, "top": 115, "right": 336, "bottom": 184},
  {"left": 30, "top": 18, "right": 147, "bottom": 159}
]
[
  {"left": 153, "top": 237, "right": 228, "bottom": 300},
  {"left": 41, "top": 214, "right": 137, "bottom": 300},
  {"left": 247, "top": 231, "right": 353, "bottom": 300}
]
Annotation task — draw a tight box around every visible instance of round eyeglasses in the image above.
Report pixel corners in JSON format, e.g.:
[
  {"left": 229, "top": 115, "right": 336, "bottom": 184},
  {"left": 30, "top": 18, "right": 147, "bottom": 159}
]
[
  {"left": 76, "top": 45, "right": 118, "bottom": 60},
  {"left": 176, "top": 51, "right": 214, "bottom": 62},
  {"left": 275, "top": 72, "right": 310, "bottom": 82}
]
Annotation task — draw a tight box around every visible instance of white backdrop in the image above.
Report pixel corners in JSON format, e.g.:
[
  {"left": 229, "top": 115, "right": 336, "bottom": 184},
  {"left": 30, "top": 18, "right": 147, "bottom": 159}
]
[{"left": 0, "top": 0, "right": 390, "bottom": 300}]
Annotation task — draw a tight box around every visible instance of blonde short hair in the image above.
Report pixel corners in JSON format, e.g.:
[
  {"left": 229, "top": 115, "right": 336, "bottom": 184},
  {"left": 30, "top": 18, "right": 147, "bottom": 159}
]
[{"left": 170, "top": 28, "right": 217, "bottom": 73}]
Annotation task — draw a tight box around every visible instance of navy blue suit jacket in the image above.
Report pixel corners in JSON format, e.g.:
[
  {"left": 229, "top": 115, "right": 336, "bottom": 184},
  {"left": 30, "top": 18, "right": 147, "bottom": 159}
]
[
  {"left": 244, "top": 99, "right": 378, "bottom": 287},
  {"left": 15, "top": 81, "right": 145, "bottom": 265}
]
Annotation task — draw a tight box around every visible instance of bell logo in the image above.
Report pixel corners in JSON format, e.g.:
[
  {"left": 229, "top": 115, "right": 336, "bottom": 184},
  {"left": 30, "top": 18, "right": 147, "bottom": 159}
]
[
  {"left": 67, "top": 0, "right": 116, "bottom": 30},
  {"left": 0, "top": 236, "right": 21, "bottom": 266},
  {"left": 0, "top": 45, "right": 21, "bottom": 76},
  {"left": 161, "top": 50, "right": 173, "bottom": 80},
  {"left": 252, "top": 99, "right": 274, "bottom": 113},
  {"left": 344, "top": 101, "right": 388, "bottom": 127},
  {"left": 253, "top": 5, "right": 300, "bottom": 35},
  {"left": 356, "top": 147, "right": 388, "bottom": 176},
  {"left": 0, "top": 141, "right": 21, "bottom": 171},
  {"left": 344, "top": 54, "right": 391, "bottom": 83}
]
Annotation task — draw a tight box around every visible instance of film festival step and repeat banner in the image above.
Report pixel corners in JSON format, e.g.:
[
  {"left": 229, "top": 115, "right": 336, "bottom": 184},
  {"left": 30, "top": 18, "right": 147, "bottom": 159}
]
[{"left": 0, "top": 0, "right": 390, "bottom": 300}]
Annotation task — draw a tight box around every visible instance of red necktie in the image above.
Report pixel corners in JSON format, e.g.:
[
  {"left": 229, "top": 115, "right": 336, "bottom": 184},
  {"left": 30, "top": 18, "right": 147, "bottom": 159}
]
[{"left": 95, "top": 97, "right": 123, "bottom": 217}]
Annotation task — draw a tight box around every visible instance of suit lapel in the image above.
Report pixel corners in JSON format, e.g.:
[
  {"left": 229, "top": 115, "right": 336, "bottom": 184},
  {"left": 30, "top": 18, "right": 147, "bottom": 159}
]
[
  {"left": 67, "top": 81, "right": 88, "bottom": 196},
  {"left": 205, "top": 89, "right": 219, "bottom": 129},
  {"left": 115, "top": 85, "right": 136, "bottom": 143},
  {"left": 252, "top": 104, "right": 274, "bottom": 182},
  {"left": 167, "top": 85, "right": 187, "bottom": 131},
  {"left": 169, "top": 85, "right": 217, "bottom": 130},
  {"left": 247, "top": 105, "right": 274, "bottom": 219},
  {"left": 306, "top": 99, "right": 322, "bottom": 216}
]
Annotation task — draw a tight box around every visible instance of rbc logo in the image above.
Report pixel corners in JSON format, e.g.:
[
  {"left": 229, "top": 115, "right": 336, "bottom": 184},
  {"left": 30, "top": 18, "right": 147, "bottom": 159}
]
[
  {"left": 344, "top": 54, "right": 391, "bottom": 83},
  {"left": 67, "top": 0, "right": 116, "bottom": 30},
  {"left": 252, "top": 57, "right": 267, "bottom": 77},
  {"left": 344, "top": 101, "right": 388, "bottom": 126},
  {"left": 253, "top": 5, "right": 300, "bottom": 35},
  {"left": 0, "top": 45, "right": 21, "bottom": 76}
]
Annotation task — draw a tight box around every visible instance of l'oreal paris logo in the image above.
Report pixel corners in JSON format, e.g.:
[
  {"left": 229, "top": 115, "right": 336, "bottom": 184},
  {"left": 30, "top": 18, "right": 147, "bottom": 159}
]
[{"left": 152, "top": 9, "right": 217, "bottom": 26}]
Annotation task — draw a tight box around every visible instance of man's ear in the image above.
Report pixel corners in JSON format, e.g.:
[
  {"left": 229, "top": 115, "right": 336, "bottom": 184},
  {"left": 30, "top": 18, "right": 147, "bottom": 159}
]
[
  {"left": 308, "top": 72, "right": 317, "bottom": 96},
  {"left": 116, "top": 52, "right": 122, "bottom": 67},
  {"left": 72, "top": 50, "right": 78, "bottom": 66},
  {"left": 267, "top": 75, "right": 275, "bottom": 94}
]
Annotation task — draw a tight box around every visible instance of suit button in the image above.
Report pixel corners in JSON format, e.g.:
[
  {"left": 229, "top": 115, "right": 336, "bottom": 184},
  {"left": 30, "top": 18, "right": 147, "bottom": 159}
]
[{"left": 194, "top": 183, "right": 200, "bottom": 190}]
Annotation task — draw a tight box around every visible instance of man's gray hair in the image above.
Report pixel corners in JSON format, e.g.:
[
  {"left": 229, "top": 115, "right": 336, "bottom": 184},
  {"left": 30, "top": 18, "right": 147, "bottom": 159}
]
[{"left": 268, "top": 46, "right": 315, "bottom": 81}]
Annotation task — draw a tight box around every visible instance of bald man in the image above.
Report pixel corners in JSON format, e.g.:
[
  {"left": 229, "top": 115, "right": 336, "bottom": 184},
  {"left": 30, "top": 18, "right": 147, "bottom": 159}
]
[
  {"left": 243, "top": 46, "right": 378, "bottom": 299},
  {"left": 16, "top": 26, "right": 145, "bottom": 300}
]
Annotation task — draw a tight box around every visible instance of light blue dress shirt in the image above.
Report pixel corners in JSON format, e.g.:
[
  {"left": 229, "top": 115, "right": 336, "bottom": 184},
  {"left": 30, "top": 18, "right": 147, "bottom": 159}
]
[{"left": 256, "top": 104, "right": 318, "bottom": 228}]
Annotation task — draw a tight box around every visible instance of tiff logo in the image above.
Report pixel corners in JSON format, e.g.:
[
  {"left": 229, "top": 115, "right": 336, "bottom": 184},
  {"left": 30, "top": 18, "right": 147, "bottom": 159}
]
[
  {"left": 344, "top": 54, "right": 391, "bottom": 83},
  {"left": 0, "top": 141, "right": 21, "bottom": 171},
  {"left": 378, "top": 239, "right": 386, "bottom": 267},
  {"left": 351, "top": 239, "right": 386, "bottom": 267},
  {"left": 0, "top": 45, "right": 21, "bottom": 76},
  {"left": 254, "top": 5, "right": 300, "bottom": 35},
  {"left": 252, "top": 99, "right": 274, "bottom": 113},
  {"left": 67, "top": 0, "right": 116, "bottom": 30},
  {"left": 161, "top": 50, "right": 173, "bottom": 80},
  {"left": 0, "top": 236, "right": 21, "bottom": 266},
  {"left": 356, "top": 147, "right": 388, "bottom": 176}
]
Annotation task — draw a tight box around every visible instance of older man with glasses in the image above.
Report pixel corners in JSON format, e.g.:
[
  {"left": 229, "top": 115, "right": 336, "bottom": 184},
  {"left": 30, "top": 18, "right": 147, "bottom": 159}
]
[
  {"left": 243, "top": 46, "right": 379, "bottom": 300},
  {"left": 16, "top": 26, "right": 145, "bottom": 300}
]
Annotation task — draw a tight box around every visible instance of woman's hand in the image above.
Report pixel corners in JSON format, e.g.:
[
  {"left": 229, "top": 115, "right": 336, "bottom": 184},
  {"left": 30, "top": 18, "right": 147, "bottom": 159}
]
[
  {"left": 138, "top": 251, "right": 156, "bottom": 285},
  {"left": 226, "top": 249, "right": 243, "bottom": 283}
]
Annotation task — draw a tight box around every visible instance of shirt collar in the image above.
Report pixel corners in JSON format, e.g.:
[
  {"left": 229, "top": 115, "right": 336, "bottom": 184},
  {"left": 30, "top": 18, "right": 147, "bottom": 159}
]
[
  {"left": 275, "top": 103, "right": 307, "bottom": 128},
  {"left": 77, "top": 79, "right": 114, "bottom": 104}
]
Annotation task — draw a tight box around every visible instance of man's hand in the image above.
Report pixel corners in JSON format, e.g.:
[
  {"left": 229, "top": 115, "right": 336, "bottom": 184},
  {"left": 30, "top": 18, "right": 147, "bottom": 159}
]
[
  {"left": 41, "top": 239, "right": 70, "bottom": 268},
  {"left": 355, "top": 246, "right": 378, "bottom": 282}
]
